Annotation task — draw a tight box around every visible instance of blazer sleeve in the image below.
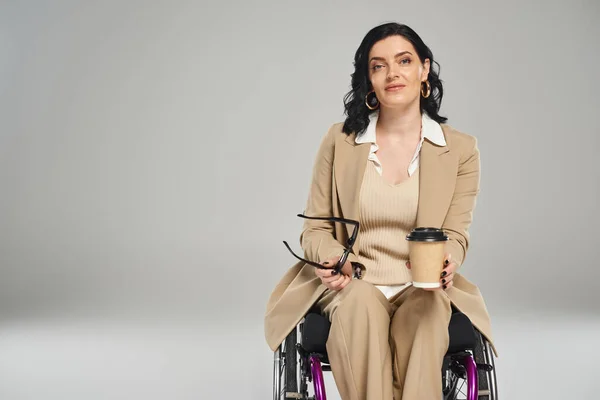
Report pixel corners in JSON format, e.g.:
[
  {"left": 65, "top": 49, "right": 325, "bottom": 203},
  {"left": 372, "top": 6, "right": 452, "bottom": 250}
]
[
  {"left": 299, "top": 125, "right": 365, "bottom": 272},
  {"left": 443, "top": 136, "right": 480, "bottom": 269}
]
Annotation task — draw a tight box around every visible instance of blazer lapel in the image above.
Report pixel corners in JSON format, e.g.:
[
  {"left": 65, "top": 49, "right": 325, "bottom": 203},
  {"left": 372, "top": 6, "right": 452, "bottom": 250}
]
[
  {"left": 416, "top": 136, "right": 456, "bottom": 228},
  {"left": 334, "top": 133, "right": 370, "bottom": 239}
]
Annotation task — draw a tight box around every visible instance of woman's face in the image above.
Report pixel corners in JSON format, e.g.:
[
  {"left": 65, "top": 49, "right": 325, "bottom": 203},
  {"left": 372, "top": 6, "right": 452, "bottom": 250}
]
[{"left": 367, "top": 35, "right": 430, "bottom": 111}]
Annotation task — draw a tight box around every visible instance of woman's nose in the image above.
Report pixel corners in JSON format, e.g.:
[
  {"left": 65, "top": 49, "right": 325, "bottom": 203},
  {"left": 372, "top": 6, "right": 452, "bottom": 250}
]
[{"left": 387, "top": 64, "right": 400, "bottom": 80}]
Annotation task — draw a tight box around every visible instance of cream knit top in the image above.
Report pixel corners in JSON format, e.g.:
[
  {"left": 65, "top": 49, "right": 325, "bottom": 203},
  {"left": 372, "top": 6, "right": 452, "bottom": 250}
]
[
  {"left": 354, "top": 111, "right": 447, "bottom": 299},
  {"left": 358, "top": 161, "right": 418, "bottom": 289}
]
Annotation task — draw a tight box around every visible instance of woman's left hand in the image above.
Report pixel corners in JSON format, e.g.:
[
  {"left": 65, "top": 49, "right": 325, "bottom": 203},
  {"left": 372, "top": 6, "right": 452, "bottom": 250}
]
[
  {"left": 439, "top": 253, "right": 456, "bottom": 290},
  {"left": 405, "top": 253, "right": 456, "bottom": 291}
]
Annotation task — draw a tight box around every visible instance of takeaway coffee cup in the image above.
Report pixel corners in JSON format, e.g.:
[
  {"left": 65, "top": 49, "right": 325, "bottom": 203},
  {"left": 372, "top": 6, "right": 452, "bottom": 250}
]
[{"left": 406, "top": 227, "right": 449, "bottom": 288}]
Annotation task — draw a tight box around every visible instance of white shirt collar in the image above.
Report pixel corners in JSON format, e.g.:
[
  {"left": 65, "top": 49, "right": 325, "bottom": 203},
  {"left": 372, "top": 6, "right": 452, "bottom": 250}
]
[{"left": 355, "top": 110, "right": 447, "bottom": 146}]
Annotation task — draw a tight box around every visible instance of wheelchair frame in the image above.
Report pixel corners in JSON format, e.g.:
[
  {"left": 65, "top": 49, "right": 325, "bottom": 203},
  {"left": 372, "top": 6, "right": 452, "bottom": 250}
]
[{"left": 273, "top": 313, "right": 497, "bottom": 400}]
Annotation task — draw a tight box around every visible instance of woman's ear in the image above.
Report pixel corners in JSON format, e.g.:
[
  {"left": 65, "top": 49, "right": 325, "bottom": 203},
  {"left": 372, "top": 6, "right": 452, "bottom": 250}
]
[{"left": 421, "top": 58, "right": 431, "bottom": 81}]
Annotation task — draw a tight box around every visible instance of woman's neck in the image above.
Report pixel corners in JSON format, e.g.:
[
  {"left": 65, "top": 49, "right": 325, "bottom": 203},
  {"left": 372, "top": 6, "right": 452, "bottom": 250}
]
[{"left": 376, "top": 104, "right": 422, "bottom": 143}]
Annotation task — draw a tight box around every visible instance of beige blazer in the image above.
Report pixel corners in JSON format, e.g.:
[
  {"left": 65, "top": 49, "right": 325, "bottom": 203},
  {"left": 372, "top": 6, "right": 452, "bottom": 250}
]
[{"left": 264, "top": 121, "right": 497, "bottom": 356}]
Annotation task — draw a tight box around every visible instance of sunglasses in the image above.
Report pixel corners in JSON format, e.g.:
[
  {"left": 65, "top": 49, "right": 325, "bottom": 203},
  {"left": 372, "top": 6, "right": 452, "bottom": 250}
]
[{"left": 283, "top": 214, "right": 360, "bottom": 275}]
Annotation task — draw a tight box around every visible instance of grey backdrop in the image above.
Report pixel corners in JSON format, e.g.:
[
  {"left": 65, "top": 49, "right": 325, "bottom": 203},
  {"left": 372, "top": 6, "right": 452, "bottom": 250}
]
[{"left": 1, "top": 1, "right": 599, "bottom": 399}]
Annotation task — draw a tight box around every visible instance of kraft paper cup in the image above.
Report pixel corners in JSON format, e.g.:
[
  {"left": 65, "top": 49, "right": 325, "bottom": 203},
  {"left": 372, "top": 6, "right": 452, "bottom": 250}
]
[{"left": 406, "top": 227, "right": 449, "bottom": 289}]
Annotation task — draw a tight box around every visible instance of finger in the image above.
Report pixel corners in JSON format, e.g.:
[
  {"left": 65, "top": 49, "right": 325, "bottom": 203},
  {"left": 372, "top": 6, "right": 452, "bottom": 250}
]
[
  {"left": 330, "top": 278, "right": 343, "bottom": 291},
  {"left": 334, "top": 275, "right": 352, "bottom": 291},
  {"left": 323, "top": 272, "right": 345, "bottom": 285},
  {"left": 321, "top": 258, "right": 341, "bottom": 267},
  {"left": 322, "top": 260, "right": 345, "bottom": 276},
  {"left": 443, "top": 253, "right": 452, "bottom": 268},
  {"left": 443, "top": 280, "right": 454, "bottom": 290},
  {"left": 315, "top": 268, "right": 328, "bottom": 278},
  {"left": 338, "top": 275, "right": 352, "bottom": 290},
  {"left": 316, "top": 268, "right": 335, "bottom": 279},
  {"left": 316, "top": 260, "right": 340, "bottom": 277},
  {"left": 441, "top": 272, "right": 454, "bottom": 286},
  {"left": 327, "top": 279, "right": 342, "bottom": 291},
  {"left": 321, "top": 273, "right": 341, "bottom": 284},
  {"left": 440, "top": 261, "right": 457, "bottom": 278}
]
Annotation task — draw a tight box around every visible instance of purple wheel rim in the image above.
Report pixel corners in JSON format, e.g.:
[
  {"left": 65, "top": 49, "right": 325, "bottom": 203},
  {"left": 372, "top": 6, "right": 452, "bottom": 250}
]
[
  {"left": 463, "top": 354, "right": 478, "bottom": 400},
  {"left": 309, "top": 355, "right": 326, "bottom": 400}
]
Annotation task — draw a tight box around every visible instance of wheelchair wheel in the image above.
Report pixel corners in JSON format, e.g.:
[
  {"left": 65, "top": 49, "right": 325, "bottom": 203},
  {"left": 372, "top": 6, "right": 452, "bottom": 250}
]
[
  {"left": 474, "top": 331, "right": 498, "bottom": 400},
  {"left": 443, "top": 331, "right": 497, "bottom": 400},
  {"left": 273, "top": 327, "right": 302, "bottom": 400},
  {"left": 284, "top": 328, "right": 298, "bottom": 398}
]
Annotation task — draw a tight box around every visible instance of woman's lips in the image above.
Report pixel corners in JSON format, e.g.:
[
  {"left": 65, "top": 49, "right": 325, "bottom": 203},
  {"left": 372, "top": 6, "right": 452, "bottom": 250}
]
[{"left": 385, "top": 85, "right": 406, "bottom": 91}]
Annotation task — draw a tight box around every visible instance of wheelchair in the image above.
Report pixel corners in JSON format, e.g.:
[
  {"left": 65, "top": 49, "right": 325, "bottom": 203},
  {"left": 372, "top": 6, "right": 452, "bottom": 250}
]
[{"left": 273, "top": 306, "right": 497, "bottom": 400}]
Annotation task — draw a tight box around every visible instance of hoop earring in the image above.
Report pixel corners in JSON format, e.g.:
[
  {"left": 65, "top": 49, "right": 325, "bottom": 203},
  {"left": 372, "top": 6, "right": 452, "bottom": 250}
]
[
  {"left": 421, "top": 80, "right": 431, "bottom": 98},
  {"left": 365, "top": 90, "right": 379, "bottom": 110}
]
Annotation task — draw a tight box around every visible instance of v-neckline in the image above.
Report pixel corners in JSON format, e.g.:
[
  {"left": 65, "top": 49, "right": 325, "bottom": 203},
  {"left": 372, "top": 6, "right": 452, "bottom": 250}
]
[{"left": 378, "top": 164, "right": 419, "bottom": 188}]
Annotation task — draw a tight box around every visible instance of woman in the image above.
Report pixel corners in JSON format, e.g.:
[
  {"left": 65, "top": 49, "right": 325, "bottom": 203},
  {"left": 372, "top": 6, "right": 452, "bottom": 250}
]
[{"left": 265, "top": 22, "right": 496, "bottom": 400}]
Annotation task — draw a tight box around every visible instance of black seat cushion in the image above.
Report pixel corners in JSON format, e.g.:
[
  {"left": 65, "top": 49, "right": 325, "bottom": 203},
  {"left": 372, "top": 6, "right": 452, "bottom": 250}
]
[
  {"left": 301, "top": 313, "right": 331, "bottom": 354},
  {"left": 300, "top": 310, "right": 477, "bottom": 359},
  {"left": 447, "top": 311, "right": 477, "bottom": 353}
]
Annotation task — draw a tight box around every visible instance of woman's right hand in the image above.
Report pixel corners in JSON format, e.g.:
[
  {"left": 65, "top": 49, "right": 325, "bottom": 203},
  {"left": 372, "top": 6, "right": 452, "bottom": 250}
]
[{"left": 315, "top": 256, "right": 353, "bottom": 291}]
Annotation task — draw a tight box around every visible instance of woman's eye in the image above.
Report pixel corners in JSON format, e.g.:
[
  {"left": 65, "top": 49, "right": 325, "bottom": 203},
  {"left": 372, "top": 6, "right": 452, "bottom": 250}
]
[
  {"left": 400, "top": 58, "right": 411, "bottom": 65},
  {"left": 372, "top": 64, "right": 383, "bottom": 71}
]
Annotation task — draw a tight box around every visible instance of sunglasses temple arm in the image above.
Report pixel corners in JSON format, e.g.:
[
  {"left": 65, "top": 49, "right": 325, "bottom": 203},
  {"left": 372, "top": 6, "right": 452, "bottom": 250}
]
[
  {"left": 282, "top": 241, "right": 333, "bottom": 271},
  {"left": 297, "top": 214, "right": 359, "bottom": 227}
]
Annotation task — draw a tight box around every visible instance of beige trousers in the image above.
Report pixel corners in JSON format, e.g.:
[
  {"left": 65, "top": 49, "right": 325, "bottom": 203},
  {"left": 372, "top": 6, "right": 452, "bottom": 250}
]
[{"left": 315, "top": 279, "right": 452, "bottom": 400}]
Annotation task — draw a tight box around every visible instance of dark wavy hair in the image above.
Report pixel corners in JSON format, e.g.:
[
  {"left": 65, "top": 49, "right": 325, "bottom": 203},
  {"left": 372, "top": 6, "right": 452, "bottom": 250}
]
[{"left": 342, "top": 23, "right": 447, "bottom": 136}]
